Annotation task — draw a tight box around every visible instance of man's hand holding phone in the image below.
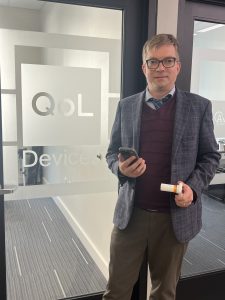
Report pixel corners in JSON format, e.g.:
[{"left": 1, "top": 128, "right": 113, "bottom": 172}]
[{"left": 118, "top": 147, "right": 146, "bottom": 178}]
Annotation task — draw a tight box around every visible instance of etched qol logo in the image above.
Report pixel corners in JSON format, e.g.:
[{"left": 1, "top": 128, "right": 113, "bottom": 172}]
[{"left": 32, "top": 92, "right": 94, "bottom": 117}]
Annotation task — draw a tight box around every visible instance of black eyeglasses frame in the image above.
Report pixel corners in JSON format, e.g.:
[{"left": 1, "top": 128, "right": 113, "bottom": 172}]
[{"left": 145, "top": 57, "right": 179, "bottom": 70}]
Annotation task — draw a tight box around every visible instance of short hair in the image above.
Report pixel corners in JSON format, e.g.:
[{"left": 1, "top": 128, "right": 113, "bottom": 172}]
[{"left": 142, "top": 34, "right": 180, "bottom": 63}]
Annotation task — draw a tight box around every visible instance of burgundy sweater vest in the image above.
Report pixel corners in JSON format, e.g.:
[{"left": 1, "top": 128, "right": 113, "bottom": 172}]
[{"left": 135, "top": 95, "right": 176, "bottom": 212}]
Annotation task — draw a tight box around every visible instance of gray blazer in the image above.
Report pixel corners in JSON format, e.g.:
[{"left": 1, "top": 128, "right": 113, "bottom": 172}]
[{"left": 106, "top": 88, "right": 220, "bottom": 243}]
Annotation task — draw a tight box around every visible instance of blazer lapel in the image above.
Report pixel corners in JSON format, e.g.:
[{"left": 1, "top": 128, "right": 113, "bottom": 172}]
[{"left": 171, "top": 89, "right": 191, "bottom": 161}]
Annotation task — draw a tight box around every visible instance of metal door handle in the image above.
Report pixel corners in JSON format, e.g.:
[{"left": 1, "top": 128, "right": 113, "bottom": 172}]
[
  {"left": 0, "top": 185, "right": 17, "bottom": 195},
  {"left": 97, "top": 153, "right": 102, "bottom": 160}
]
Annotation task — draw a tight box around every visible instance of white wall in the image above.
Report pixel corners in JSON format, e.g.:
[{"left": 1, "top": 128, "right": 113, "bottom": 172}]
[
  {"left": 54, "top": 191, "right": 116, "bottom": 277},
  {"left": 0, "top": 5, "right": 41, "bottom": 31},
  {"left": 41, "top": 3, "right": 121, "bottom": 39},
  {"left": 157, "top": 0, "right": 179, "bottom": 36}
]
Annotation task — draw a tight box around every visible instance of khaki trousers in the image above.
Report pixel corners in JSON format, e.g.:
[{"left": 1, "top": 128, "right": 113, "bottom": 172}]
[{"left": 103, "top": 207, "right": 188, "bottom": 300}]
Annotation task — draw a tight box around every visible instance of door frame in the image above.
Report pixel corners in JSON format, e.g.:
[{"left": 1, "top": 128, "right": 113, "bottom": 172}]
[
  {"left": 176, "top": 0, "right": 225, "bottom": 91},
  {"left": 0, "top": 0, "right": 157, "bottom": 299},
  {"left": 176, "top": 0, "right": 225, "bottom": 298},
  {"left": 187, "top": 0, "right": 225, "bottom": 5}
]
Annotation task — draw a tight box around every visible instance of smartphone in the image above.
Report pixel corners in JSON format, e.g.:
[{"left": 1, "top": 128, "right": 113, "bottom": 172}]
[{"left": 119, "top": 147, "right": 139, "bottom": 161}]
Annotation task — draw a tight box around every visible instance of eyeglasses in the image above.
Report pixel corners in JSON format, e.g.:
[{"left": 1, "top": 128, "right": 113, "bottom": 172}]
[{"left": 146, "top": 57, "right": 178, "bottom": 69}]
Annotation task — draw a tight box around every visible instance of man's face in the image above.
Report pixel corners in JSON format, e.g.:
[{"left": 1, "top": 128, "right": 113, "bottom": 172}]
[{"left": 142, "top": 44, "right": 181, "bottom": 96}]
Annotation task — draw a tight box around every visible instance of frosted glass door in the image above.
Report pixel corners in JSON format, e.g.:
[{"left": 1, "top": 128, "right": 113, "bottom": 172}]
[{"left": 0, "top": 1, "right": 122, "bottom": 299}]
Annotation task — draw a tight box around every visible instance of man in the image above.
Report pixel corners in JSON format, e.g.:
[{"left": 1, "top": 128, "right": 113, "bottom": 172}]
[{"left": 103, "top": 34, "right": 220, "bottom": 300}]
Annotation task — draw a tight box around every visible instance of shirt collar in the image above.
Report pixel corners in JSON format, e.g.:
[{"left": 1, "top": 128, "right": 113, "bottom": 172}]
[{"left": 145, "top": 86, "right": 176, "bottom": 102}]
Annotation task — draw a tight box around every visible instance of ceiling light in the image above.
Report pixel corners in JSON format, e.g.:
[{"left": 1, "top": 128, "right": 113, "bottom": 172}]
[{"left": 197, "top": 24, "right": 225, "bottom": 33}]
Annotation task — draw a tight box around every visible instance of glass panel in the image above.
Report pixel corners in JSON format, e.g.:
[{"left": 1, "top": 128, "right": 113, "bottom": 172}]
[
  {"left": 0, "top": 1, "right": 122, "bottom": 299},
  {"left": 181, "top": 20, "right": 225, "bottom": 278},
  {"left": 191, "top": 21, "right": 225, "bottom": 142}
]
